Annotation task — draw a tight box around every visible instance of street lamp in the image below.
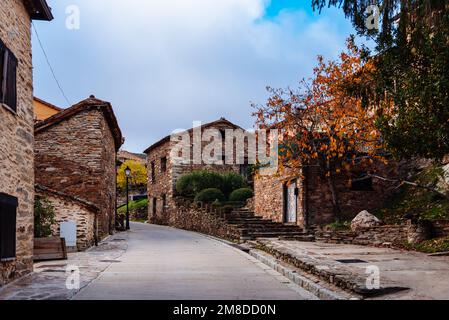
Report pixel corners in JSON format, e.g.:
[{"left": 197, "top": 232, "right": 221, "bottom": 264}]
[{"left": 125, "top": 166, "right": 131, "bottom": 230}]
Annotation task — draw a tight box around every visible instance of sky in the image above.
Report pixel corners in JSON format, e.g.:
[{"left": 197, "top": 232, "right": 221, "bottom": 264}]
[{"left": 32, "top": 0, "right": 356, "bottom": 153}]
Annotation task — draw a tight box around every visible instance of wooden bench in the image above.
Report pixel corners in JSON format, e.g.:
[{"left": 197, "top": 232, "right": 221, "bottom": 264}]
[{"left": 34, "top": 237, "right": 68, "bottom": 261}]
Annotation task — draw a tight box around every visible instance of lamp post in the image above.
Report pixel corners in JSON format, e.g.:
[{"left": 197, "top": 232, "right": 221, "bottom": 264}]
[{"left": 125, "top": 166, "right": 131, "bottom": 230}]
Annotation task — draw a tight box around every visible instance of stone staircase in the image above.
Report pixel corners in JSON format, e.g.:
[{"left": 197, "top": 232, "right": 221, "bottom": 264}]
[{"left": 221, "top": 207, "right": 310, "bottom": 240}]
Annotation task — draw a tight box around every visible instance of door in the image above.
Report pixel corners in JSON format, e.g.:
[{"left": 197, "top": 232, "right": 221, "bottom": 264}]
[{"left": 285, "top": 181, "right": 297, "bottom": 223}]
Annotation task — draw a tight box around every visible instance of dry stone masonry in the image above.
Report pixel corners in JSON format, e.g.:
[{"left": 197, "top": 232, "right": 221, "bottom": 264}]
[
  {"left": 34, "top": 97, "right": 123, "bottom": 243},
  {"left": 145, "top": 118, "right": 247, "bottom": 225},
  {"left": 0, "top": 0, "right": 52, "bottom": 286}
]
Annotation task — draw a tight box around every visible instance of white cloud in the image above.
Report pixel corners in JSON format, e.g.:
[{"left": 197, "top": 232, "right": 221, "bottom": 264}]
[{"left": 34, "top": 0, "right": 354, "bottom": 152}]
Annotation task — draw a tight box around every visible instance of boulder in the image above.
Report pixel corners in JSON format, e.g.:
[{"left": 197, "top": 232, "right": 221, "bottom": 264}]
[{"left": 351, "top": 210, "right": 381, "bottom": 232}]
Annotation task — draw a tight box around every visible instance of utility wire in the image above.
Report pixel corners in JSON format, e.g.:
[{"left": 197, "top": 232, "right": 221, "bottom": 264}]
[{"left": 32, "top": 22, "right": 71, "bottom": 107}]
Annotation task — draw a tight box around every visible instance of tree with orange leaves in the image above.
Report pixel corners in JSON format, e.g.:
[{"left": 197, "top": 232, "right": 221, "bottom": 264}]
[{"left": 253, "top": 39, "right": 387, "bottom": 220}]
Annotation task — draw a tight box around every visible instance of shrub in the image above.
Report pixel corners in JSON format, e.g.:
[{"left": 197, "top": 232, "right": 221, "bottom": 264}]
[
  {"left": 221, "top": 172, "right": 245, "bottom": 197},
  {"left": 229, "top": 188, "right": 253, "bottom": 202},
  {"left": 34, "top": 197, "right": 56, "bottom": 238},
  {"left": 194, "top": 188, "right": 226, "bottom": 203},
  {"left": 176, "top": 170, "right": 223, "bottom": 197},
  {"left": 117, "top": 198, "right": 148, "bottom": 214}
]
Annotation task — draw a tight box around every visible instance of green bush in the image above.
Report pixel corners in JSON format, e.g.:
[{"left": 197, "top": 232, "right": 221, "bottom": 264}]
[
  {"left": 117, "top": 198, "right": 148, "bottom": 214},
  {"left": 194, "top": 188, "right": 226, "bottom": 203},
  {"left": 221, "top": 172, "right": 245, "bottom": 197},
  {"left": 34, "top": 197, "right": 56, "bottom": 238},
  {"left": 325, "top": 221, "right": 351, "bottom": 231},
  {"left": 176, "top": 170, "right": 223, "bottom": 197},
  {"left": 229, "top": 188, "right": 253, "bottom": 202}
]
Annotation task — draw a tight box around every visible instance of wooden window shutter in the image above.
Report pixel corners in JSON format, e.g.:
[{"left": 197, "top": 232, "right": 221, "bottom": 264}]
[
  {"left": 5, "top": 53, "right": 17, "bottom": 111},
  {"left": 0, "top": 40, "right": 18, "bottom": 112},
  {"left": 0, "top": 40, "right": 5, "bottom": 103},
  {"left": 0, "top": 193, "right": 18, "bottom": 261}
]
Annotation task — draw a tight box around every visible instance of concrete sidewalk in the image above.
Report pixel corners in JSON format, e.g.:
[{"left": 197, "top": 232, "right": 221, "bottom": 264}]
[
  {"left": 254, "top": 239, "right": 449, "bottom": 300},
  {"left": 0, "top": 233, "right": 128, "bottom": 300}
]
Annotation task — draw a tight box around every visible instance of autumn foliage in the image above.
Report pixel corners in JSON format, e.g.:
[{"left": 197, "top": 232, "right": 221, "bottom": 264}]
[
  {"left": 253, "top": 39, "right": 387, "bottom": 219},
  {"left": 117, "top": 160, "right": 147, "bottom": 191}
]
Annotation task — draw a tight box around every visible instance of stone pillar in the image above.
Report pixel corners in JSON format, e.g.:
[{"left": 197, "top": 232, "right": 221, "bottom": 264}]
[{"left": 406, "top": 219, "right": 432, "bottom": 244}]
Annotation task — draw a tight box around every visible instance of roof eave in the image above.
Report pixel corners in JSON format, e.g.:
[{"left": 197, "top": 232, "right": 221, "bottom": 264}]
[{"left": 25, "top": 0, "right": 54, "bottom": 21}]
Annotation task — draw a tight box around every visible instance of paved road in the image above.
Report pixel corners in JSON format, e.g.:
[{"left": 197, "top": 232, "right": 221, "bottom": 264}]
[{"left": 73, "top": 223, "right": 317, "bottom": 300}]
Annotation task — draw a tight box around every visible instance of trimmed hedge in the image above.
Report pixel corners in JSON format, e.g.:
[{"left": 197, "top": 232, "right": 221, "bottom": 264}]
[
  {"left": 176, "top": 170, "right": 223, "bottom": 198},
  {"left": 194, "top": 188, "right": 226, "bottom": 203},
  {"left": 221, "top": 172, "right": 245, "bottom": 197},
  {"left": 229, "top": 188, "right": 253, "bottom": 202}
]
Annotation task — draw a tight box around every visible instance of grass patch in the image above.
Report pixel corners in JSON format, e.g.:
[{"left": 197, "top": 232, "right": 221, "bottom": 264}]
[
  {"left": 375, "top": 165, "right": 449, "bottom": 224},
  {"left": 118, "top": 198, "right": 148, "bottom": 214},
  {"left": 325, "top": 221, "right": 351, "bottom": 231},
  {"left": 402, "top": 236, "right": 449, "bottom": 253}
]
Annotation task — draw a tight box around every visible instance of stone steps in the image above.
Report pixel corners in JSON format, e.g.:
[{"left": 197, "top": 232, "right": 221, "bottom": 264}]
[{"left": 220, "top": 209, "right": 306, "bottom": 240}]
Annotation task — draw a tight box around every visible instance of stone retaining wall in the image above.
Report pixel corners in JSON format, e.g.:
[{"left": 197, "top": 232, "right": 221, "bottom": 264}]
[
  {"left": 314, "top": 220, "right": 449, "bottom": 248},
  {"left": 315, "top": 225, "right": 408, "bottom": 247},
  {"left": 152, "top": 198, "right": 241, "bottom": 241}
]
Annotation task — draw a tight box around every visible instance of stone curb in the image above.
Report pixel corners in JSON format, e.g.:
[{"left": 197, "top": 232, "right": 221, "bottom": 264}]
[
  {"left": 255, "top": 239, "right": 409, "bottom": 297},
  {"left": 248, "top": 249, "right": 356, "bottom": 300}
]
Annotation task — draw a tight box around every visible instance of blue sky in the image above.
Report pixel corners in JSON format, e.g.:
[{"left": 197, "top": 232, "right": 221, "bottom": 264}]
[{"left": 32, "top": 0, "right": 356, "bottom": 153}]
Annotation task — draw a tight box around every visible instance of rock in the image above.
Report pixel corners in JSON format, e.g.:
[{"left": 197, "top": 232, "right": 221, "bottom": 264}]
[
  {"left": 435, "top": 163, "right": 449, "bottom": 195},
  {"left": 351, "top": 210, "right": 381, "bottom": 232}
]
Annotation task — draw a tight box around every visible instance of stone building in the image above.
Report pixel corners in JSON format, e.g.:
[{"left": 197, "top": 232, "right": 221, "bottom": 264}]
[
  {"left": 144, "top": 118, "right": 248, "bottom": 224},
  {"left": 0, "top": 0, "right": 53, "bottom": 286},
  {"left": 117, "top": 150, "right": 146, "bottom": 166},
  {"left": 34, "top": 96, "right": 123, "bottom": 245},
  {"left": 254, "top": 161, "right": 400, "bottom": 229}
]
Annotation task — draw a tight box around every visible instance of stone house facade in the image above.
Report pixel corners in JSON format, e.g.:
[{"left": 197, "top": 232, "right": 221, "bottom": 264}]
[
  {"left": 34, "top": 96, "right": 123, "bottom": 244},
  {"left": 144, "top": 118, "right": 249, "bottom": 224},
  {"left": 0, "top": 0, "right": 53, "bottom": 286},
  {"left": 35, "top": 185, "right": 99, "bottom": 251},
  {"left": 254, "top": 160, "right": 400, "bottom": 229}
]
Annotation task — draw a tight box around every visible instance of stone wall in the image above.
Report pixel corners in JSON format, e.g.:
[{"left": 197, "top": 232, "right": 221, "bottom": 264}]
[
  {"left": 314, "top": 220, "right": 449, "bottom": 248},
  {"left": 146, "top": 141, "right": 174, "bottom": 224},
  {"left": 254, "top": 160, "right": 400, "bottom": 228},
  {"left": 306, "top": 161, "right": 400, "bottom": 225},
  {"left": 0, "top": 0, "right": 34, "bottom": 286},
  {"left": 314, "top": 225, "right": 408, "bottom": 247},
  {"left": 35, "top": 108, "right": 117, "bottom": 239},
  {"left": 99, "top": 113, "right": 117, "bottom": 237},
  {"left": 36, "top": 187, "right": 98, "bottom": 251},
  {"left": 254, "top": 172, "right": 306, "bottom": 227},
  {"left": 160, "top": 198, "right": 241, "bottom": 240}
]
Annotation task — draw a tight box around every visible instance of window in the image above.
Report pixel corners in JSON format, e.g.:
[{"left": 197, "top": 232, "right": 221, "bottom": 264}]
[
  {"left": 162, "top": 194, "right": 166, "bottom": 213},
  {"left": 152, "top": 197, "right": 157, "bottom": 215},
  {"left": 161, "top": 157, "right": 167, "bottom": 172},
  {"left": 0, "top": 39, "right": 18, "bottom": 112},
  {"left": 351, "top": 177, "right": 374, "bottom": 191},
  {"left": 0, "top": 193, "right": 18, "bottom": 261},
  {"left": 151, "top": 161, "right": 155, "bottom": 182},
  {"left": 219, "top": 129, "right": 226, "bottom": 141}
]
